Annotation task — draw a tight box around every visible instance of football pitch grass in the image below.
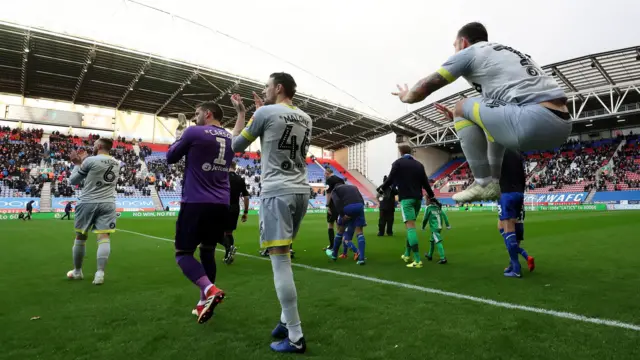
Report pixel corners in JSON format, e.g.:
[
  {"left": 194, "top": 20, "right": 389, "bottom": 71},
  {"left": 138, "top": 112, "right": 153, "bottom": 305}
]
[{"left": 2, "top": 210, "right": 639, "bottom": 360}]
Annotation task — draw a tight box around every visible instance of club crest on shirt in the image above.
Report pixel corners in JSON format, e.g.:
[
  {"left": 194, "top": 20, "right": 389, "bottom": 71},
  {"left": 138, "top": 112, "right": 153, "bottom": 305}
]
[{"left": 202, "top": 163, "right": 212, "bottom": 171}]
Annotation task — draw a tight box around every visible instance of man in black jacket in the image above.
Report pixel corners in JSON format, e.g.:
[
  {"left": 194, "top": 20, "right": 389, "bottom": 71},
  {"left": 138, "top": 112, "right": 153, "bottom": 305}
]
[
  {"left": 377, "top": 175, "right": 398, "bottom": 236},
  {"left": 378, "top": 145, "right": 439, "bottom": 268}
]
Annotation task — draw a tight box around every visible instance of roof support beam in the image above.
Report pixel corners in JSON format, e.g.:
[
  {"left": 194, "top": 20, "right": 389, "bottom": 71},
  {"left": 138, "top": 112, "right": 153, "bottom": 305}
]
[
  {"left": 326, "top": 123, "right": 390, "bottom": 149},
  {"left": 20, "top": 31, "right": 31, "bottom": 97},
  {"left": 116, "top": 58, "right": 151, "bottom": 110},
  {"left": 213, "top": 80, "right": 241, "bottom": 102},
  {"left": 551, "top": 66, "right": 584, "bottom": 101},
  {"left": 590, "top": 57, "right": 621, "bottom": 96},
  {"left": 312, "top": 107, "right": 338, "bottom": 123},
  {"left": 313, "top": 116, "right": 362, "bottom": 140},
  {"left": 71, "top": 46, "right": 96, "bottom": 102},
  {"left": 155, "top": 70, "right": 199, "bottom": 115},
  {"left": 412, "top": 111, "right": 442, "bottom": 129}
]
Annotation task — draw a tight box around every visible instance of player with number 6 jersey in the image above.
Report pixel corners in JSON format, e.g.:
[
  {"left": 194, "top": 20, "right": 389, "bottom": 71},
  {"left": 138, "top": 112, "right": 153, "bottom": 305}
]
[
  {"left": 393, "top": 22, "right": 571, "bottom": 203},
  {"left": 231, "top": 72, "right": 310, "bottom": 354},
  {"left": 167, "top": 101, "right": 234, "bottom": 325},
  {"left": 66, "top": 138, "right": 120, "bottom": 285}
]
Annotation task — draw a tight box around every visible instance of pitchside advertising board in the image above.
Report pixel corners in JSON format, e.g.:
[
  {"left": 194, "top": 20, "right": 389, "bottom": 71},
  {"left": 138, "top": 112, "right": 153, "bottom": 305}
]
[
  {"left": 523, "top": 192, "right": 587, "bottom": 204},
  {"left": 0, "top": 198, "right": 40, "bottom": 213},
  {"left": 52, "top": 198, "right": 155, "bottom": 212}
]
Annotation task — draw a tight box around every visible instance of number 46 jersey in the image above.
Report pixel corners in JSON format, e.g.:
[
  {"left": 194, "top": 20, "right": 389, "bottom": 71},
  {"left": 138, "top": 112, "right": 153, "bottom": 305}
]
[
  {"left": 232, "top": 103, "right": 312, "bottom": 198},
  {"left": 72, "top": 154, "right": 121, "bottom": 204}
]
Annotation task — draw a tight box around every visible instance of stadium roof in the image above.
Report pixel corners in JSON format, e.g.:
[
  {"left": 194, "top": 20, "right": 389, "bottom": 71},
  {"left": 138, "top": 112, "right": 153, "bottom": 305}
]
[
  {"left": 392, "top": 45, "right": 640, "bottom": 147},
  {"left": 0, "top": 21, "right": 391, "bottom": 150}
]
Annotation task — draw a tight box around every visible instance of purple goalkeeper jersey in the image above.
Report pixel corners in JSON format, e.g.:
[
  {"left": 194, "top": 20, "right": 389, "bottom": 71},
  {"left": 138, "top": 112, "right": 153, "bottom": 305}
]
[{"left": 166, "top": 125, "right": 234, "bottom": 204}]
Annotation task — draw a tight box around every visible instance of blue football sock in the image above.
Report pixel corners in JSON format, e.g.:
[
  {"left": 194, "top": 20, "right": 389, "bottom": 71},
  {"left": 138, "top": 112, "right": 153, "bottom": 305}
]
[
  {"left": 357, "top": 234, "right": 365, "bottom": 261},
  {"left": 518, "top": 246, "right": 529, "bottom": 260},
  {"left": 332, "top": 234, "right": 343, "bottom": 257},
  {"left": 346, "top": 241, "right": 358, "bottom": 254},
  {"left": 503, "top": 232, "right": 521, "bottom": 274}
]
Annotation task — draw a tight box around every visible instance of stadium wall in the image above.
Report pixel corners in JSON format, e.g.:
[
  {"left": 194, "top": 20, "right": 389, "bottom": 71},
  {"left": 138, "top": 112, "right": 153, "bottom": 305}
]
[
  {"left": 334, "top": 148, "right": 348, "bottom": 170},
  {"left": 413, "top": 146, "right": 450, "bottom": 177}
]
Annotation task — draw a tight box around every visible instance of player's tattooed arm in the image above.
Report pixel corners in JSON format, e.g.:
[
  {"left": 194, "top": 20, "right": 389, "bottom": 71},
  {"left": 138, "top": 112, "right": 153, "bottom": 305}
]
[
  {"left": 393, "top": 73, "right": 449, "bottom": 104},
  {"left": 230, "top": 94, "right": 246, "bottom": 137}
]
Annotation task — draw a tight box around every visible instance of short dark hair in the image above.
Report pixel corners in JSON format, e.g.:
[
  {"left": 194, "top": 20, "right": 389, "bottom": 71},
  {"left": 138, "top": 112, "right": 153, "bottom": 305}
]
[
  {"left": 325, "top": 167, "right": 333, "bottom": 174},
  {"left": 270, "top": 72, "right": 297, "bottom": 98},
  {"left": 97, "top": 138, "right": 113, "bottom": 152},
  {"left": 457, "top": 22, "right": 488, "bottom": 44},
  {"left": 398, "top": 144, "right": 412, "bottom": 155},
  {"left": 197, "top": 101, "right": 224, "bottom": 121},
  {"left": 230, "top": 161, "right": 237, "bottom": 169}
]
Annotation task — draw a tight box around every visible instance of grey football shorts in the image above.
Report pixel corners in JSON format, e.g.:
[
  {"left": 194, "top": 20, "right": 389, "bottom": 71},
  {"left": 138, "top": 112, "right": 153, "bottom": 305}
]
[
  {"left": 74, "top": 202, "right": 117, "bottom": 235},
  {"left": 459, "top": 97, "right": 572, "bottom": 151},
  {"left": 259, "top": 194, "right": 310, "bottom": 249}
]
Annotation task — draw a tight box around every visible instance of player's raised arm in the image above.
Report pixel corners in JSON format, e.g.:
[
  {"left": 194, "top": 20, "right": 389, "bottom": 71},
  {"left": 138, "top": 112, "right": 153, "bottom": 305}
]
[
  {"left": 230, "top": 93, "right": 247, "bottom": 137},
  {"left": 166, "top": 127, "right": 191, "bottom": 164},
  {"left": 232, "top": 107, "right": 266, "bottom": 153},
  {"left": 393, "top": 48, "right": 475, "bottom": 104}
]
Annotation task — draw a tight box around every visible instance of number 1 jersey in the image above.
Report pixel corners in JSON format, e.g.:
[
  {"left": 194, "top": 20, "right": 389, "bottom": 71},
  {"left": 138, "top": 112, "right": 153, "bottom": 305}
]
[
  {"left": 236, "top": 103, "right": 312, "bottom": 198},
  {"left": 72, "top": 154, "right": 121, "bottom": 204},
  {"left": 167, "top": 125, "right": 234, "bottom": 204}
]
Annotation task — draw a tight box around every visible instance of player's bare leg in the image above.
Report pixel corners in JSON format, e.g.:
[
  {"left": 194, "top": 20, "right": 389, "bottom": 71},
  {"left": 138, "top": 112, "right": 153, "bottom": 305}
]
[{"left": 67, "top": 232, "right": 87, "bottom": 280}]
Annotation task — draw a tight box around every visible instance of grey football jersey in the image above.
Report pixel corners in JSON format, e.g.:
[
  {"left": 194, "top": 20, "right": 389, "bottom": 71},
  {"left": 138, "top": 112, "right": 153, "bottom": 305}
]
[
  {"left": 68, "top": 154, "right": 121, "bottom": 204},
  {"left": 438, "top": 41, "right": 566, "bottom": 105},
  {"left": 232, "top": 103, "right": 312, "bottom": 198}
]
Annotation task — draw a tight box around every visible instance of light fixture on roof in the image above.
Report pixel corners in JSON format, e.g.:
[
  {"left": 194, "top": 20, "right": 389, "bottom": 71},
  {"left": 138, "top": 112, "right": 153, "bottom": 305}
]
[
  {"left": 129, "top": 87, "right": 134, "bottom": 91},
  {"left": 617, "top": 119, "right": 626, "bottom": 123},
  {"left": 586, "top": 124, "right": 593, "bottom": 127},
  {"left": 24, "top": 48, "right": 29, "bottom": 53}
]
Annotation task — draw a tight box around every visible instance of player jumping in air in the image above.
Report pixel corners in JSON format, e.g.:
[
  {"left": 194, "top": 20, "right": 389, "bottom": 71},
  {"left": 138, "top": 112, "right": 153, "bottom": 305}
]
[
  {"left": 324, "top": 167, "right": 344, "bottom": 251},
  {"left": 325, "top": 183, "right": 367, "bottom": 265},
  {"left": 66, "top": 139, "right": 120, "bottom": 285},
  {"left": 167, "top": 101, "right": 234, "bottom": 324},
  {"left": 392, "top": 22, "right": 571, "bottom": 203},
  {"left": 422, "top": 197, "right": 451, "bottom": 264},
  {"left": 378, "top": 144, "right": 439, "bottom": 268},
  {"left": 223, "top": 161, "right": 249, "bottom": 265},
  {"left": 231, "top": 72, "right": 310, "bottom": 353},
  {"left": 498, "top": 149, "right": 535, "bottom": 278}
]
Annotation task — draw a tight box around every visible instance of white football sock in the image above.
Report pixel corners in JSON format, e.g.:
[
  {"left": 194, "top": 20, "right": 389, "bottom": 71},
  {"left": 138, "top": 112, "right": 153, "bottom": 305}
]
[
  {"left": 270, "top": 253, "right": 303, "bottom": 342},
  {"left": 96, "top": 238, "right": 110, "bottom": 272}
]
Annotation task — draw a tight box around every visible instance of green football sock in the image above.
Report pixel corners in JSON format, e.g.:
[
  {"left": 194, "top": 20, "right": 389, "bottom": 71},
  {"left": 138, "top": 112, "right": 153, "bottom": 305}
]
[
  {"left": 428, "top": 240, "right": 435, "bottom": 257},
  {"left": 407, "top": 228, "right": 420, "bottom": 262},
  {"left": 404, "top": 240, "right": 411, "bottom": 257},
  {"left": 436, "top": 242, "right": 446, "bottom": 259}
]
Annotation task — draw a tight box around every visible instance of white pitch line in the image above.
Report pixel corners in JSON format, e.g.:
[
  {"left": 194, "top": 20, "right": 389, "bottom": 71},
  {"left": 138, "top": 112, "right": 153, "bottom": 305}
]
[{"left": 118, "top": 229, "right": 640, "bottom": 332}]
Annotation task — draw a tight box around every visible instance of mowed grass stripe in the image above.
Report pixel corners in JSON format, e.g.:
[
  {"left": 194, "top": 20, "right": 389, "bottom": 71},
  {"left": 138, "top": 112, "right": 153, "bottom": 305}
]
[{"left": 118, "top": 228, "right": 640, "bottom": 332}]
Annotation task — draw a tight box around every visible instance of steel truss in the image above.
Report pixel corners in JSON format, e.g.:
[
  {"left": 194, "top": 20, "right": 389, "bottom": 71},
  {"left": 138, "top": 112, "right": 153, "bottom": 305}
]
[{"left": 409, "top": 80, "right": 640, "bottom": 147}]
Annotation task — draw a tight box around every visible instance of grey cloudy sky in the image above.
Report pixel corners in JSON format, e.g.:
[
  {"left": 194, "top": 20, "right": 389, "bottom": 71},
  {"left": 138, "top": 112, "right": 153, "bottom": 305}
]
[{"left": 4, "top": 0, "right": 639, "bottom": 121}]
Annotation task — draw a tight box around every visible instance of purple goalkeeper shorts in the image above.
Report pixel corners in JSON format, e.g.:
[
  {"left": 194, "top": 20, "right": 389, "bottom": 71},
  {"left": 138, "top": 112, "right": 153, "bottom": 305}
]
[{"left": 175, "top": 202, "right": 228, "bottom": 252}]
